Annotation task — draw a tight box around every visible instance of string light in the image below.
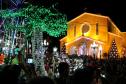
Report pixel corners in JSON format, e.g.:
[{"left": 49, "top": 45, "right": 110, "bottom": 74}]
[{"left": 0, "top": 4, "right": 67, "bottom": 37}]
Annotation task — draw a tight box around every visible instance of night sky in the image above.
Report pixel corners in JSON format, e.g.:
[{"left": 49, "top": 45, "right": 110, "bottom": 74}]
[
  {"left": 1, "top": 0, "right": 126, "bottom": 31},
  {"left": 26, "top": 0, "right": 126, "bottom": 32}
]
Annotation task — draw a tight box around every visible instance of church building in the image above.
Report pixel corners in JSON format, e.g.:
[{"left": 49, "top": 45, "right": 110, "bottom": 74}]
[{"left": 60, "top": 13, "right": 126, "bottom": 59}]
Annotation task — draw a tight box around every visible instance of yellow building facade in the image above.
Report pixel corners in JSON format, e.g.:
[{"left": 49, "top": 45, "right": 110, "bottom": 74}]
[{"left": 60, "top": 13, "right": 126, "bottom": 59}]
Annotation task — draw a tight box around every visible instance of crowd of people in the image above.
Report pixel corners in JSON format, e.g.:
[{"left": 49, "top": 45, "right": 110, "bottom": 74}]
[
  {"left": 100, "top": 58, "right": 126, "bottom": 84},
  {"left": 0, "top": 56, "right": 126, "bottom": 84}
]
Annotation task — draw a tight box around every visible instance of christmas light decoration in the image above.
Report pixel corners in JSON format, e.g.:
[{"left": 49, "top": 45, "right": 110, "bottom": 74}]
[
  {"left": 0, "top": 4, "right": 67, "bottom": 37},
  {"left": 0, "top": 3, "right": 67, "bottom": 76},
  {"left": 108, "top": 39, "right": 119, "bottom": 59}
]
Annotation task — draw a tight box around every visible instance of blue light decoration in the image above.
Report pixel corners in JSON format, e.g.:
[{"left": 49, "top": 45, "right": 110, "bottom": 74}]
[{"left": 0, "top": 0, "right": 26, "bottom": 64}]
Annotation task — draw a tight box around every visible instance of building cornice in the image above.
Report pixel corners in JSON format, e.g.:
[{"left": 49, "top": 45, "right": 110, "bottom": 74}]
[{"left": 65, "top": 36, "right": 104, "bottom": 46}]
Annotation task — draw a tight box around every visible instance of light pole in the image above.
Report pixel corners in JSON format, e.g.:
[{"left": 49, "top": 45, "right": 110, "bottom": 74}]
[
  {"left": 53, "top": 47, "right": 58, "bottom": 75},
  {"left": 91, "top": 42, "right": 98, "bottom": 60},
  {"left": 53, "top": 47, "right": 58, "bottom": 56}
]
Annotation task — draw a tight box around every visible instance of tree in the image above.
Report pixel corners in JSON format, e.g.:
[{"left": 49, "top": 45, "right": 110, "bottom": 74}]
[
  {"left": 108, "top": 39, "right": 119, "bottom": 59},
  {"left": 0, "top": 4, "right": 67, "bottom": 37},
  {"left": 0, "top": 3, "right": 67, "bottom": 76}
]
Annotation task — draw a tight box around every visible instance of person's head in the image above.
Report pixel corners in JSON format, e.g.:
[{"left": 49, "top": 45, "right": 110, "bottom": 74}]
[
  {"left": 72, "top": 67, "right": 94, "bottom": 84},
  {"left": 1, "top": 64, "right": 21, "bottom": 83},
  {"left": 2, "top": 64, "right": 21, "bottom": 77},
  {"left": 28, "top": 76, "right": 55, "bottom": 84},
  {"left": 58, "top": 62, "right": 69, "bottom": 77}
]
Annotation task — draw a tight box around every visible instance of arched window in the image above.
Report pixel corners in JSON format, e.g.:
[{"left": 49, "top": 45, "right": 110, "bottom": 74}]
[{"left": 82, "top": 23, "right": 90, "bottom": 35}]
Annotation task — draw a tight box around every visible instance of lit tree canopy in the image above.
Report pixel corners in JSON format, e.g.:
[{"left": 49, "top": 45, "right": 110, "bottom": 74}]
[{"left": 0, "top": 4, "right": 67, "bottom": 37}]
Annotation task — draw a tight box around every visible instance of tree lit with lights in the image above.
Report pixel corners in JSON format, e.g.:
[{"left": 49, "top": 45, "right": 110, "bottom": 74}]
[
  {"left": 0, "top": 4, "right": 67, "bottom": 37},
  {"left": 108, "top": 39, "right": 119, "bottom": 59},
  {"left": 0, "top": 2, "right": 67, "bottom": 76}
]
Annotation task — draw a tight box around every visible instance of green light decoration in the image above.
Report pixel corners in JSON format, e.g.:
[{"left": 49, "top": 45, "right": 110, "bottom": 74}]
[
  {"left": 14, "top": 47, "right": 20, "bottom": 55},
  {"left": 0, "top": 4, "right": 67, "bottom": 37},
  {"left": 1, "top": 4, "right": 67, "bottom": 75},
  {"left": 11, "top": 57, "right": 19, "bottom": 64}
]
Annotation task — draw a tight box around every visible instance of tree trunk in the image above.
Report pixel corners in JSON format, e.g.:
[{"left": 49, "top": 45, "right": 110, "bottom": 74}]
[{"left": 32, "top": 28, "right": 47, "bottom": 76}]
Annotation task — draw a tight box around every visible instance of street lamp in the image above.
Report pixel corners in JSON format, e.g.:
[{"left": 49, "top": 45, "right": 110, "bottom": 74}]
[
  {"left": 42, "top": 39, "right": 49, "bottom": 55},
  {"left": 91, "top": 42, "right": 98, "bottom": 60},
  {"left": 99, "top": 45, "right": 102, "bottom": 60},
  {"left": 53, "top": 47, "right": 58, "bottom": 56},
  {"left": 53, "top": 47, "right": 57, "bottom": 52},
  {"left": 53, "top": 47, "right": 58, "bottom": 76},
  {"left": 43, "top": 39, "right": 49, "bottom": 46}
]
